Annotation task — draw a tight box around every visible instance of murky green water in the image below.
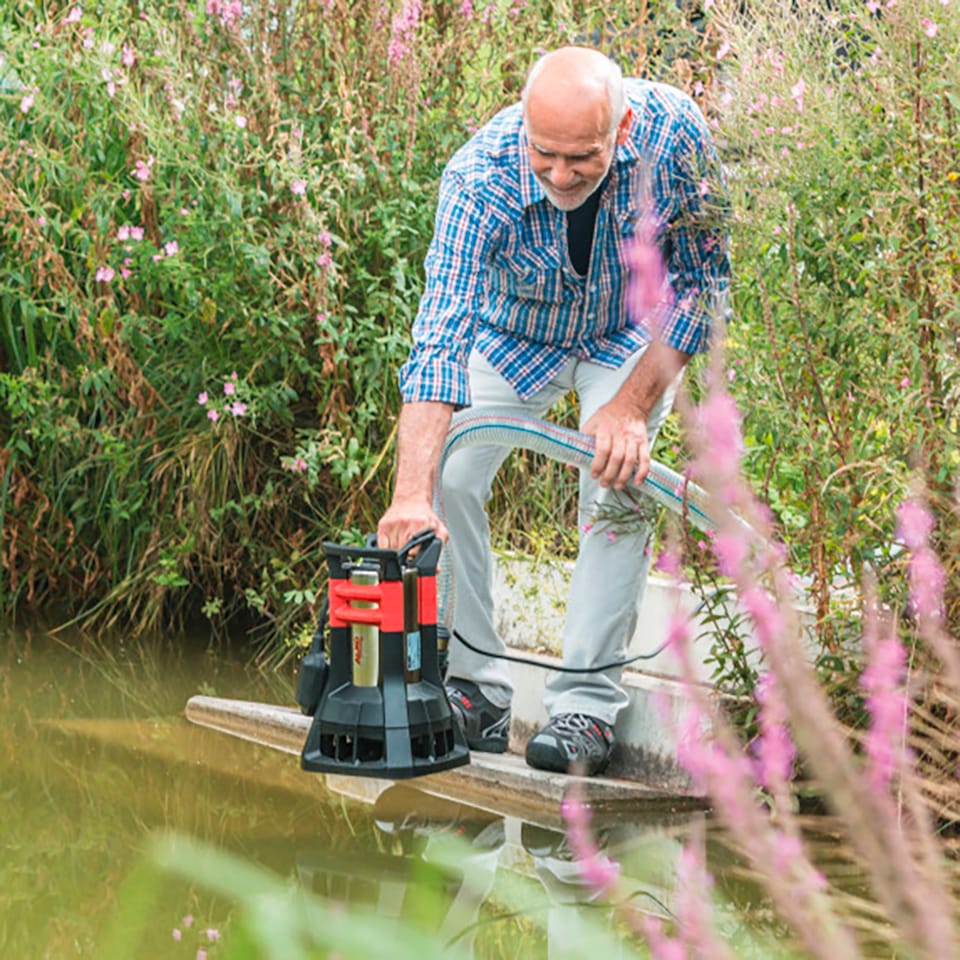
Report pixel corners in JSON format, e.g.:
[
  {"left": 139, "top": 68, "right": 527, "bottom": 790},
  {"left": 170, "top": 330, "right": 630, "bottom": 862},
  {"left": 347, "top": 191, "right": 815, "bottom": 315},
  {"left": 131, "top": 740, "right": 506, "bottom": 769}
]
[{"left": 0, "top": 624, "right": 829, "bottom": 959}]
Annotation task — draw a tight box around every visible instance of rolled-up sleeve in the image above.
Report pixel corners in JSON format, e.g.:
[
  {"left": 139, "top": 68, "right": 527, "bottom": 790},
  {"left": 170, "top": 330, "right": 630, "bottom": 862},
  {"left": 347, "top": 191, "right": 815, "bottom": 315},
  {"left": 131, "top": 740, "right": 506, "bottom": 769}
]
[{"left": 399, "top": 169, "right": 498, "bottom": 406}]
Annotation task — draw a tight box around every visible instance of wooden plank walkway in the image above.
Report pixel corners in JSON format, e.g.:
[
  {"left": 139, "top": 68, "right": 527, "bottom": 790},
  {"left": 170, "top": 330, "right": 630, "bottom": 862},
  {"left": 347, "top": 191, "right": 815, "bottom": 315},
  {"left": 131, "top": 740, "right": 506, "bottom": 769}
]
[{"left": 184, "top": 696, "right": 707, "bottom": 822}]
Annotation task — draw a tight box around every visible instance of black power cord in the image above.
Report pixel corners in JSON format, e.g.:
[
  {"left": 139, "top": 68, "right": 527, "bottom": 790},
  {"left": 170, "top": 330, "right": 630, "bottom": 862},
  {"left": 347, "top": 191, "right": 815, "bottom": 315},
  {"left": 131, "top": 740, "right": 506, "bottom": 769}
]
[
  {"left": 452, "top": 628, "right": 671, "bottom": 673},
  {"left": 450, "top": 592, "right": 721, "bottom": 674}
]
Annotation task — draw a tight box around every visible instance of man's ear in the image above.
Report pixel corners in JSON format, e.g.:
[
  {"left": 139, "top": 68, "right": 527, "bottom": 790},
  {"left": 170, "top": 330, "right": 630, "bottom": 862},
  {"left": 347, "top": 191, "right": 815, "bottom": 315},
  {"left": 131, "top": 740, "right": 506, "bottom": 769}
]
[{"left": 615, "top": 107, "right": 633, "bottom": 145}]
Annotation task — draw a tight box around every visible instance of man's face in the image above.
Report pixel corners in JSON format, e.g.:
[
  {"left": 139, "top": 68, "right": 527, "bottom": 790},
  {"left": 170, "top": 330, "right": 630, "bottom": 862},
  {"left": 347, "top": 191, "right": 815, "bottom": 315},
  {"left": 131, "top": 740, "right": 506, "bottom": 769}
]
[{"left": 524, "top": 96, "right": 630, "bottom": 211}]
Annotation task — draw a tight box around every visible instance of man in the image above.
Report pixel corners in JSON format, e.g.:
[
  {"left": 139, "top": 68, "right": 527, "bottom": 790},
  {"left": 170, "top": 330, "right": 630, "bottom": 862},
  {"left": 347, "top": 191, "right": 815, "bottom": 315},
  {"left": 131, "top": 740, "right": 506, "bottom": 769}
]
[{"left": 377, "top": 46, "right": 729, "bottom": 775}]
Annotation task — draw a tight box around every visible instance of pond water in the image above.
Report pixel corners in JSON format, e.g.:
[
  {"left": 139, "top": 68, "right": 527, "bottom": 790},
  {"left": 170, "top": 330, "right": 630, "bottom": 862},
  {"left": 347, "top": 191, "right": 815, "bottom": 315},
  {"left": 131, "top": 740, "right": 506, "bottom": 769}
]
[{"left": 2, "top": 623, "right": 873, "bottom": 959}]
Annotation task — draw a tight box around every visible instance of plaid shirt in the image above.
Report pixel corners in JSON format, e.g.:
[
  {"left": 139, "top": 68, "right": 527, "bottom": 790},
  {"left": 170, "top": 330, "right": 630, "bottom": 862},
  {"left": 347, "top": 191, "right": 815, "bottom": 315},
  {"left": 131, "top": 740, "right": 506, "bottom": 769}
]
[{"left": 399, "top": 78, "right": 730, "bottom": 405}]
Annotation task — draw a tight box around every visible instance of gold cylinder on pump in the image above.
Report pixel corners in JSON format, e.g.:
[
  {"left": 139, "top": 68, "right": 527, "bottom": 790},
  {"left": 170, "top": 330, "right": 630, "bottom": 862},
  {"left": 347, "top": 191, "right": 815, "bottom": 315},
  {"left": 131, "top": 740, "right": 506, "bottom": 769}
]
[{"left": 350, "top": 567, "right": 380, "bottom": 686}]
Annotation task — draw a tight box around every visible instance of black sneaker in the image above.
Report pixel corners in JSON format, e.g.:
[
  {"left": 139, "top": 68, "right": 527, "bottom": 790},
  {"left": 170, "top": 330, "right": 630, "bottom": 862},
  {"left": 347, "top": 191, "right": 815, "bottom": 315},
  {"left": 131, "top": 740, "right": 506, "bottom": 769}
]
[
  {"left": 524, "top": 713, "right": 615, "bottom": 776},
  {"left": 446, "top": 677, "right": 511, "bottom": 753}
]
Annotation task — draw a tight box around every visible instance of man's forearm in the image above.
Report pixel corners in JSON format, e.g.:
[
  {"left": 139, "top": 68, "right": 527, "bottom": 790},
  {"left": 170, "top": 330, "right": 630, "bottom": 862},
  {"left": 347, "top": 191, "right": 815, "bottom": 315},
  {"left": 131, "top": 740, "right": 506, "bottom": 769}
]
[
  {"left": 618, "top": 340, "right": 690, "bottom": 420},
  {"left": 392, "top": 400, "right": 456, "bottom": 503}
]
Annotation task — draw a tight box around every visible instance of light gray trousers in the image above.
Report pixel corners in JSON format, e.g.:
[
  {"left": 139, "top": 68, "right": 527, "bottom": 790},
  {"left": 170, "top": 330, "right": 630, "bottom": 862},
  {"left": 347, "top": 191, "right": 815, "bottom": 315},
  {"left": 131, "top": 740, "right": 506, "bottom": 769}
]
[{"left": 442, "top": 347, "right": 680, "bottom": 725}]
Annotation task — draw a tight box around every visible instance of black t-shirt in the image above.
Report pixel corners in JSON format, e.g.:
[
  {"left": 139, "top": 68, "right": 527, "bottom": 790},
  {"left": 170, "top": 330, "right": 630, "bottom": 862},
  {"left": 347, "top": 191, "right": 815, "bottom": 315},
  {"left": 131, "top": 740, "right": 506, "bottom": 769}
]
[{"left": 565, "top": 186, "right": 602, "bottom": 277}]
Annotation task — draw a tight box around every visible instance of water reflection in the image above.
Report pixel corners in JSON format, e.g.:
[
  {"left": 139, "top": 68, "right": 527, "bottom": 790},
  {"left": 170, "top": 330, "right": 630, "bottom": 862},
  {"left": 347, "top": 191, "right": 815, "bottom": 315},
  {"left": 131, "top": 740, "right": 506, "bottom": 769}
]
[
  {"left": 1, "top": 625, "right": 781, "bottom": 958},
  {"left": 307, "top": 778, "right": 705, "bottom": 959}
]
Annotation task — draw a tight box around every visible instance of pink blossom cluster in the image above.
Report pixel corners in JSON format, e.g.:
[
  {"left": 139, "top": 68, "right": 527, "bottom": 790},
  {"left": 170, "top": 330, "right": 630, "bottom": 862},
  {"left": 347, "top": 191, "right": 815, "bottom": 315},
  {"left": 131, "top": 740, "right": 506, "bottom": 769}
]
[
  {"left": 134, "top": 155, "right": 155, "bottom": 182},
  {"left": 171, "top": 911, "right": 221, "bottom": 958},
  {"left": 753, "top": 671, "right": 796, "bottom": 788},
  {"left": 316, "top": 229, "right": 334, "bottom": 269},
  {"left": 284, "top": 456, "right": 308, "bottom": 473},
  {"left": 559, "top": 795, "right": 620, "bottom": 895},
  {"left": 387, "top": 0, "right": 422, "bottom": 66},
  {"left": 94, "top": 224, "right": 182, "bottom": 284},
  {"left": 897, "top": 498, "right": 945, "bottom": 622},
  {"left": 206, "top": 0, "right": 242, "bottom": 29},
  {"left": 197, "top": 372, "right": 247, "bottom": 423},
  {"left": 624, "top": 214, "right": 671, "bottom": 335},
  {"left": 860, "top": 625, "right": 908, "bottom": 789}
]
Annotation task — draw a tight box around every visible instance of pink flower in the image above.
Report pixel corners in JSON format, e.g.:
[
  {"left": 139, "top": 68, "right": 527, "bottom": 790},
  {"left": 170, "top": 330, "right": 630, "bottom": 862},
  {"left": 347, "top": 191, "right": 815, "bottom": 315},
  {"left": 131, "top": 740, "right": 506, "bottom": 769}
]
[
  {"left": 922, "top": 17, "right": 938, "bottom": 38},
  {"left": 290, "top": 179, "right": 307, "bottom": 195},
  {"left": 205, "top": 929, "right": 221, "bottom": 941},
  {"left": 234, "top": 114, "right": 248, "bottom": 128},
  {"left": 207, "top": 408, "right": 220, "bottom": 423},
  {"left": 753, "top": 672, "right": 795, "bottom": 788},
  {"left": 388, "top": 0, "right": 423, "bottom": 65},
  {"left": 64, "top": 6, "right": 83, "bottom": 22},
  {"left": 642, "top": 917, "right": 688, "bottom": 960},
  {"left": 740, "top": 586, "right": 784, "bottom": 652},
  {"left": 318, "top": 230, "right": 332, "bottom": 246},
  {"left": 866, "top": 0, "right": 880, "bottom": 11},
  {"left": 624, "top": 215, "right": 670, "bottom": 331},
  {"left": 790, "top": 77, "right": 805, "bottom": 112},
  {"left": 172, "top": 928, "right": 182, "bottom": 941},
  {"left": 694, "top": 390, "right": 744, "bottom": 480},
  {"left": 95, "top": 266, "right": 115, "bottom": 283},
  {"left": 604, "top": 530, "right": 617, "bottom": 543},
  {"left": 117, "top": 225, "right": 131, "bottom": 241},
  {"left": 713, "top": 532, "right": 747, "bottom": 577},
  {"left": 182, "top": 915, "right": 194, "bottom": 928},
  {"left": 654, "top": 548, "right": 681, "bottom": 577},
  {"left": 861, "top": 629, "right": 908, "bottom": 788},
  {"left": 130, "top": 226, "right": 145, "bottom": 241},
  {"left": 908, "top": 548, "right": 946, "bottom": 621},
  {"left": 197, "top": 392, "right": 209, "bottom": 405},
  {"left": 20, "top": 91, "right": 35, "bottom": 114},
  {"left": 223, "top": 381, "right": 236, "bottom": 396},
  {"left": 122, "top": 44, "right": 136, "bottom": 67},
  {"left": 316, "top": 251, "right": 332, "bottom": 268},
  {"left": 164, "top": 240, "right": 179, "bottom": 257},
  {"left": 134, "top": 156, "right": 154, "bottom": 182},
  {"left": 896, "top": 499, "right": 934, "bottom": 549},
  {"left": 560, "top": 795, "right": 621, "bottom": 896},
  {"left": 230, "top": 401, "right": 247, "bottom": 417}
]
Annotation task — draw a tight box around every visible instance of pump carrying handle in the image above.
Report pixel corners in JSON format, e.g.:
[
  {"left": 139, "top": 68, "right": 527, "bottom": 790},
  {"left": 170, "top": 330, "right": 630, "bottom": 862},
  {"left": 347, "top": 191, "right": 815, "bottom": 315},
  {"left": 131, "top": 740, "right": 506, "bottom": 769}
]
[{"left": 322, "top": 529, "right": 442, "bottom": 580}]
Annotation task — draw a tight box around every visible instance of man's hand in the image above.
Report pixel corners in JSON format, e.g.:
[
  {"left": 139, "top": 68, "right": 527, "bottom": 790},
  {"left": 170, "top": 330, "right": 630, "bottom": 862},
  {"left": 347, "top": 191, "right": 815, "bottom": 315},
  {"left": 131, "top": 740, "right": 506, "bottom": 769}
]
[
  {"left": 377, "top": 495, "right": 449, "bottom": 550},
  {"left": 582, "top": 399, "right": 651, "bottom": 491},
  {"left": 581, "top": 341, "right": 691, "bottom": 491}
]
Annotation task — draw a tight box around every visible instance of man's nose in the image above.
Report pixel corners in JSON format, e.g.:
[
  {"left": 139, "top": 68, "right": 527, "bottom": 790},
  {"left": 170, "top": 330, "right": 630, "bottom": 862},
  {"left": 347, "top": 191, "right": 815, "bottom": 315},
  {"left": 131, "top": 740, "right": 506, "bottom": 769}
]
[{"left": 548, "top": 159, "right": 577, "bottom": 188}]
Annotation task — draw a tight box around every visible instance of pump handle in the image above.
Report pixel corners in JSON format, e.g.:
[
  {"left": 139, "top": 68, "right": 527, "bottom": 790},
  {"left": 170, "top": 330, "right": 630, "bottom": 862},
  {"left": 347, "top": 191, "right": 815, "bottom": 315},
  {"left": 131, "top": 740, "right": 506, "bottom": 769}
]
[{"left": 322, "top": 529, "right": 442, "bottom": 580}]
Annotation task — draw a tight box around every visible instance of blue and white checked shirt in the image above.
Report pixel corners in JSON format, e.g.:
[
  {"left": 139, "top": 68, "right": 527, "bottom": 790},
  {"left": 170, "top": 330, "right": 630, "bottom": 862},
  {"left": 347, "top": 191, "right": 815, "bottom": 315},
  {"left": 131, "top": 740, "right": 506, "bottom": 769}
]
[{"left": 399, "top": 78, "right": 730, "bottom": 405}]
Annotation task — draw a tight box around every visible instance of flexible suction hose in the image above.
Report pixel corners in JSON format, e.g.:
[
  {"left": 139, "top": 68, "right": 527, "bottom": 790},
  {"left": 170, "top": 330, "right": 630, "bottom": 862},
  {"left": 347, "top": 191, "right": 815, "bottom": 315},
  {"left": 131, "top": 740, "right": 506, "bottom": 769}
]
[{"left": 435, "top": 407, "right": 719, "bottom": 628}]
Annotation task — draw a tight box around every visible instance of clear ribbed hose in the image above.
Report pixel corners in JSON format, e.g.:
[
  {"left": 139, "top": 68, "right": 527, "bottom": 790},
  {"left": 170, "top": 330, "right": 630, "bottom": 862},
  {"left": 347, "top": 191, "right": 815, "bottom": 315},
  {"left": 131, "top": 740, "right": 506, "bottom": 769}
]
[{"left": 436, "top": 407, "right": 719, "bottom": 628}]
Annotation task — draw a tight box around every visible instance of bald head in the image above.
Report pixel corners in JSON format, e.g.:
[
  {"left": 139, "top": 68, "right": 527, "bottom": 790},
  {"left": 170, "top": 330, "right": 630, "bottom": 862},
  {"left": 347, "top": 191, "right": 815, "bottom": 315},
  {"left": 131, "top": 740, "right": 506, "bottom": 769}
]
[
  {"left": 522, "top": 47, "right": 626, "bottom": 136},
  {"left": 520, "top": 47, "right": 630, "bottom": 211}
]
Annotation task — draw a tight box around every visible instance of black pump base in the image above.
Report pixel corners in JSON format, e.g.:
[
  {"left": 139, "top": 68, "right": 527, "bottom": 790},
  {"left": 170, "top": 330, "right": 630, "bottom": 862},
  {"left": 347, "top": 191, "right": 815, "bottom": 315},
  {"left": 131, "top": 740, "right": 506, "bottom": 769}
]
[{"left": 300, "top": 532, "right": 469, "bottom": 780}]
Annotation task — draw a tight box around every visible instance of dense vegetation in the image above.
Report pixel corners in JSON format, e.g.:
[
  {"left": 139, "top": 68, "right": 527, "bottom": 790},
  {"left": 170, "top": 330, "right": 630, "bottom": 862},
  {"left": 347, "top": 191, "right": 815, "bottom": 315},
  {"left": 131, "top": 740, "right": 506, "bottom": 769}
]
[{"left": 1, "top": 0, "right": 957, "bottom": 686}]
